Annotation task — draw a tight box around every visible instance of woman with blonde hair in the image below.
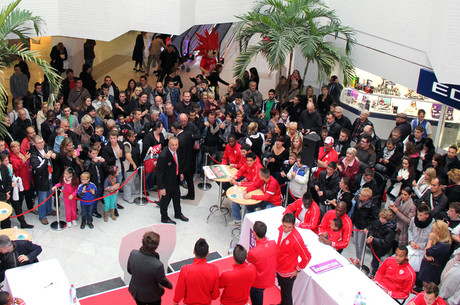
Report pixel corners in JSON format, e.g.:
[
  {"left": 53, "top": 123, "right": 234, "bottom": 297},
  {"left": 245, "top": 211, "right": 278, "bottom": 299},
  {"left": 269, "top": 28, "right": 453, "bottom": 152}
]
[
  {"left": 446, "top": 168, "right": 460, "bottom": 204},
  {"left": 74, "top": 115, "right": 94, "bottom": 148},
  {"left": 419, "top": 220, "right": 452, "bottom": 286},
  {"left": 290, "top": 135, "right": 303, "bottom": 156},
  {"left": 246, "top": 122, "right": 264, "bottom": 159},
  {"left": 337, "top": 147, "right": 360, "bottom": 181},
  {"left": 130, "top": 86, "right": 143, "bottom": 104},
  {"left": 36, "top": 102, "right": 49, "bottom": 135},
  {"left": 413, "top": 167, "right": 437, "bottom": 198}
]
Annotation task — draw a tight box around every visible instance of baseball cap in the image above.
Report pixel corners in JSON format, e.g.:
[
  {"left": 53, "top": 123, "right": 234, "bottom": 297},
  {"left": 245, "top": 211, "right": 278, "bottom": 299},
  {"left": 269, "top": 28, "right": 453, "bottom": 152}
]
[{"left": 324, "top": 136, "right": 334, "bottom": 145}]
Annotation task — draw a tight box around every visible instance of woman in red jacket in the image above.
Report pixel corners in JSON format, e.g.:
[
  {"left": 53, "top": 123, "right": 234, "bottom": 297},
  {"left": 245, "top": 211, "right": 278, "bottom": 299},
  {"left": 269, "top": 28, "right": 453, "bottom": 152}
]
[
  {"left": 9, "top": 141, "right": 35, "bottom": 216},
  {"left": 337, "top": 147, "right": 360, "bottom": 181}
]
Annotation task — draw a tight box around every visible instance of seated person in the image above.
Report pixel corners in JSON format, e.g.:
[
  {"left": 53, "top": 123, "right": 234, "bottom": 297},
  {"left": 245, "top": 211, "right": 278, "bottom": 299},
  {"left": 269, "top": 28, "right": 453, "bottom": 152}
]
[
  {"left": 375, "top": 138, "right": 403, "bottom": 177},
  {"left": 0, "top": 235, "right": 42, "bottom": 282},
  {"left": 314, "top": 136, "right": 338, "bottom": 179},
  {"left": 351, "top": 168, "right": 378, "bottom": 197},
  {"left": 284, "top": 192, "right": 320, "bottom": 232},
  {"left": 0, "top": 291, "right": 25, "bottom": 305},
  {"left": 286, "top": 153, "right": 310, "bottom": 204},
  {"left": 230, "top": 152, "right": 262, "bottom": 187},
  {"left": 321, "top": 218, "right": 344, "bottom": 251},
  {"left": 374, "top": 246, "right": 416, "bottom": 301},
  {"left": 408, "top": 282, "right": 446, "bottom": 305},
  {"left": 318, "top": 201, "right": 352, "bottom": 252},
  {"left": 417, "top": 177, "right": 448, "bottom": 220},
  {"left": 243, "top": 168, "right": 282, "bottom": 213},
  {"left": 314, "top": 161, "right": 340, "bottom": 217},
  {"left": 221, "top": 135, "right": 242, "bottom": 168}
]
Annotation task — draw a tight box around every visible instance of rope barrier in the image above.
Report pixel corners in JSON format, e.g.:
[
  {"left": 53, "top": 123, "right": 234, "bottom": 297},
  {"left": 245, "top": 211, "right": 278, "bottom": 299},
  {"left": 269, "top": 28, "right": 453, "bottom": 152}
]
[
  {"left": 208, "top": 154, "right": 222, "bottom": 165},
  {"left": 142, "top": 169, "right": 160, "bottom": 204},
  {"left": 10, "top": 191, "right": 56, "bottom": 219},
  {"left": 61, "top": 168, "right": 140, "bottom": 202},
  {"left": 288, "top": 188, "right": 297, "bottom": 200}
]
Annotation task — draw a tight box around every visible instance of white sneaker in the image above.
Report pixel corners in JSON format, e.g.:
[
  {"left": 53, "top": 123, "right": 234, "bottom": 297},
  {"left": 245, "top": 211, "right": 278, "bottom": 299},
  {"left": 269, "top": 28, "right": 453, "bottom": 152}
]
[
  {"left": 228, "top": 220, "right": 241, "bottom": 226},
  {"left": 71, "top": 220, "right": 77, "bottom": 226},
  {"left": 67, "top": 222, "right": 72, "bottom": 228}
]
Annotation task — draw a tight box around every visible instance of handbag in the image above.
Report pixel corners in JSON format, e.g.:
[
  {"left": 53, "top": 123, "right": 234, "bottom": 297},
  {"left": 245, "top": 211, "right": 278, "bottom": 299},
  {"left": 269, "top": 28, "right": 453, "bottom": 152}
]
[{"left": 144, "top": 144, "right": 162, "bottom": 174}]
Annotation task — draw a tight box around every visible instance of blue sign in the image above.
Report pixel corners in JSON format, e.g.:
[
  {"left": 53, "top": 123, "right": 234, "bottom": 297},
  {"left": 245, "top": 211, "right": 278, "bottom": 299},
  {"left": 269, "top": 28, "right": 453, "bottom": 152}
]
[{"left": 417, "top": 69, "right": 460, "bottom": 110}]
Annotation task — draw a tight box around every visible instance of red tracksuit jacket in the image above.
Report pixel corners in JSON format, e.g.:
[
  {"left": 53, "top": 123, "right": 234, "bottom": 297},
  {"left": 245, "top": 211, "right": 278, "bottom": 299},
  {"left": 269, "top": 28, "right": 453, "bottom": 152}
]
[
  {"left": 276, "top": 226, "right": 311, "bottom": 277},
  {"left": 219, "top": 262, "right": 256, "bottom": 305},
  {"left": 374, "top": 257, "right": 416, "bottom": 299},
  {"left": 173, "top": 258, "right": 220, "bottom": 305},
  {"left": 284, "top": 199, "right": 321, "bottom": 233},
  {"left": 222, "top": 143, "right": 243, "bottom": 167},
  {"left": 247, "top": 238, "right": 278, "bottom": 289},
  {"left": 234, "top": 162, "right": 263, "bottom": 187},
  {"left": 246, "top": 176, "right": 282, "bottom": 206},
  {"left": 318, "top": 210, "right": 352, "bottom": 250},
  {"left": 314, "top": 147, "right": 338, "bottom": 178}
]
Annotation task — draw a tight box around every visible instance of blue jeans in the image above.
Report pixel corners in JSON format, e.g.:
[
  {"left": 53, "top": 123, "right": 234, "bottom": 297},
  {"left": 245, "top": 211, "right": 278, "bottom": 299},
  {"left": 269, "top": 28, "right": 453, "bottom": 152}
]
[
  {"left": 247, "top": 201, "right": 275, "bottom": 213},
  {"left": 37, "top": 186, "right": 53, "bottom": 220},
  {"left": 81, "top": 205, "right": 93, "bottom": 224},
  {"left": 231, "top": 202, "right": 241, "bottom": 220}
]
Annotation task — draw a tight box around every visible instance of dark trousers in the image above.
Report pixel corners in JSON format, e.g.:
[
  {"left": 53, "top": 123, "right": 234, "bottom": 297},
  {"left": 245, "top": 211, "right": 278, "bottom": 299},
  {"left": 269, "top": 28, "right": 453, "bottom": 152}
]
[
  {"left": 160, "top": 184, "right": 181, "bottom": 220},
  {"left": 24, "top": 189, "right": 34, "bottom": 210},
  {"left": 250, "top": 287, "right": 264, "bottom": 305},
  {"left": 11, "top": 193, "right": 27, "bottom": 225},
  {"left": 135, "top": 299, "right": 161, "bottom": 305},
  {"left": 277, "top": 273, "right": 297, "bottom": 305},
  {"left": 81, "top": 204, "right": 93, "bottom": 224},
  {"left": 183, "top": 169, "right": 195, "bottom": 199}
]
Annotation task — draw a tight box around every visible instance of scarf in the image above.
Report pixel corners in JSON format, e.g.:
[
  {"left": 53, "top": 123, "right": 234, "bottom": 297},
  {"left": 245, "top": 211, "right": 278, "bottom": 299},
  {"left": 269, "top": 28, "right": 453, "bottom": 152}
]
[{"left": 414, "top": 214, "right": 433, "bottom": 229}]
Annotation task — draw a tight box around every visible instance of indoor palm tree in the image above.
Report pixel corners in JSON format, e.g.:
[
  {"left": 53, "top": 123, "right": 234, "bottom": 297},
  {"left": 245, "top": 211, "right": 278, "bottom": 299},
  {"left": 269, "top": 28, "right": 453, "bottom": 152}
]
[
  {"left": 0, "top": 0, "right": 61, "bottom": 135},
  {"left": 233, "top": 0, "right": 356, "bottom": 87}
]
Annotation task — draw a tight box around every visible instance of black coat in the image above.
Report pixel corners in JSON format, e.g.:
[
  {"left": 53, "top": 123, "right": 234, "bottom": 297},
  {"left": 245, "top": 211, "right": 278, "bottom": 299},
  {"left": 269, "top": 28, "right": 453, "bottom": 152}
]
[
  {"left": 352, "top": 196, "right": 380, "bottom": 230},
  {"left": 102, "top": 142, "right": 126, "bottom": 174},
  {"left": 11, "top": 118, "right": 32, "bottom": 142},
  {"left": 0, "top": 164, "right": 12, "bottom": 201},
  {"left": 0, "top": 240, "right": 42, "bottom": 282},
  {"left": 83, "top": 158, "right": 107, "bottom": 187},
  {"left": 336, "top": 115, "right": 352, "bottom": 132},
  {"left": 30, "top": 146, "right": 52, "bottom": 191},
  {"left": 367, "top": 219, "right": 396, "bottom": 257},
  {"left": 351, "top": 174, "right": 379, "bottom": 197},
  {"left": 132, "top": 34, "right": 144, "bottom": 62},
  {"left": 298, "top": 110, "right": 322, "bottom": 134},
  {"left": 127, "top": 250, "right": 172, "bottom": 303},
  {"left": 156, "top": 148, "right": 180, "bottom": 191},
  {"left": 315, "top": 170, "right": 340, "bottom": 203},
  {"left": 177, "top": 130, "right": 194, "bottom": 172}
]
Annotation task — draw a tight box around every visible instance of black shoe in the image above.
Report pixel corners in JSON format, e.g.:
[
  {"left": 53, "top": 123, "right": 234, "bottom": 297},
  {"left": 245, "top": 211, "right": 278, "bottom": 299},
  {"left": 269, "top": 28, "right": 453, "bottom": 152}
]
[
  {"left": 93, "top": 210, "right": 102, "bottom": 218},
  {"left": 180, "top": 195, "right": 194, "bottom": 200},
  {"left": 180, "top": 181, "right": 188, "bottom": 189},
  {"left": 114, "top": 209, "right": 119, "bottom": 217},
  {"left": 20, "top": 223, "right": 34, "bottom": 229},
  {"left": 80, "top": 223, "right": 85, "bottom": 229},
  {"left": 31, "top": 209, "right": 39, "bottom": 215},
  {"left": 153, "top": 201, "right": 160, "bottom": 207},
  {"left": 87, "top": 222, "right": 94, "bottom": 229},
  {"left": 175, "top": 214, "right": 189, "bottom": 222},
  {"left": 161, "top": 218, "right": 176, "bottom": 225},
  {"left": 117, "top": 203, "right": 124, "bottom": 209}
]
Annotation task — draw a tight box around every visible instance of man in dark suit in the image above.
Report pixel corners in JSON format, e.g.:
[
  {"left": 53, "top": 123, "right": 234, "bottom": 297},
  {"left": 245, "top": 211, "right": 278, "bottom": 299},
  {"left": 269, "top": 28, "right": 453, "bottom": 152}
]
[
  {"left": 127, "top": 231, "right": 172, "bottom": 305},
  {"left": 171, "top": 122, "right": 195, "bottom": 200},
  {"left": 156, "top": 137, "right": 189, "bottom": 224},
  {"left": 328, "top": 75, "right": 343, "bottom": 104},
  {"left": 0, "top": 164, "right": 12, "bottom": 229}
]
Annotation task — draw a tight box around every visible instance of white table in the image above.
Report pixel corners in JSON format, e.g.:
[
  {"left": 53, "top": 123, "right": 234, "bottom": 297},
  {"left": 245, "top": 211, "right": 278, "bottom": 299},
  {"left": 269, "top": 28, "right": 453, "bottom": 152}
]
[
  {"left": 240, "top": 207, "right": 398, "bottom": 305},
  {"left": 5, "top": 258, "right": 80, "bottom": 305}
]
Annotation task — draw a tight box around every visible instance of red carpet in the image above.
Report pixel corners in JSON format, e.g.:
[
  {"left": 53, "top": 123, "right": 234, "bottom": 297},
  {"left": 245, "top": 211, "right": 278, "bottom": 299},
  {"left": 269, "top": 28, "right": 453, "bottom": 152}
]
[{"left": 80, "top": 256, "right": 281, "bottom": 305}]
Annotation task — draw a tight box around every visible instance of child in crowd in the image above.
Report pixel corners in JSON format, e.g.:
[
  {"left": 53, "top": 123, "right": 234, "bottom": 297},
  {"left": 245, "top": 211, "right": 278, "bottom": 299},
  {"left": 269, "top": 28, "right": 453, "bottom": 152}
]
[
  {"left": 52, "top": 167, "right": 79, "bottom": 228},
  {"left": 286, "top": 153, "right": 310, "bottom": 204},
  {"left": 280, "top": 153, "right": 296, "bottom": 199},
  {"left": 116, "top": 115, "right": 132, "bottom": 135},
  {"left": 53, "top": 127, "right": 67, "bottom": 153},
  {"left": 77, "top": 172, "right": 98, "bottom": 229},
  {"left": 94, "top": 125, "right": 107, "bottom": 146},
  {"left": 103, "top": 166, "right": 120, "bottom": 222},
  {"left": 278, "top": 109, "right": 290, "bottom": 127},
  {"left": 327, "top": 218, "right": 343, "bottom": 251},
  {"left": 83, "top": 145, "right": 107, "bottom": 218}
]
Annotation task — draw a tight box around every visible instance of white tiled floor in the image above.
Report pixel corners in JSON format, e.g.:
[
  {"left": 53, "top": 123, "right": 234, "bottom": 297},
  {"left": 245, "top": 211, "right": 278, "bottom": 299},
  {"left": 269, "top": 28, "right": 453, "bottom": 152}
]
[{"left": 4, "top": 31, "right": 369, "bottom": 288}]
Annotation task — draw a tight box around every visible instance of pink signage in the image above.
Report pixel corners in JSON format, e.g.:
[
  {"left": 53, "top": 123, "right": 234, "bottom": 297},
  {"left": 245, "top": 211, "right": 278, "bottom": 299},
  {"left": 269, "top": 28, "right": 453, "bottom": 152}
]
[{"left": 309, "top": 259, "right": 343, "bottom": 274}]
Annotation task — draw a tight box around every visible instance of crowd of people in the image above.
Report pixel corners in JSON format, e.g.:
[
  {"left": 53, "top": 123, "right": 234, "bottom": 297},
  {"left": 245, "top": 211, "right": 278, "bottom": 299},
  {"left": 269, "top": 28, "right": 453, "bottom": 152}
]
[{"left": 3, "top": 36, "right": 460, "bottom": 305}]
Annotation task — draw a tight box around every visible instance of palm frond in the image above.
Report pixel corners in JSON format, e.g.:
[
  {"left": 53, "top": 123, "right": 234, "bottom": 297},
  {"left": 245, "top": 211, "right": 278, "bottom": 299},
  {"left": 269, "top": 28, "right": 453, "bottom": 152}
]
[
  {"left": 233, "top": 44, "right": 265, "bottom": 79},
  {"left": 0, "top": 3, "right": 42, "bottom": 42}
]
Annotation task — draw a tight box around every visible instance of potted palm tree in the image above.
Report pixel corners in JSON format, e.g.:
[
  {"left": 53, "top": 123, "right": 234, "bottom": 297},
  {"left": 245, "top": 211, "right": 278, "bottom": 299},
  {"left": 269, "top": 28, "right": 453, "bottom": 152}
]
[
  {"left": 233, "top": 0, "right": 356, "bottom": 88},
  {"left": 0, "top": 0, "right": 61, "bottom": 135}
]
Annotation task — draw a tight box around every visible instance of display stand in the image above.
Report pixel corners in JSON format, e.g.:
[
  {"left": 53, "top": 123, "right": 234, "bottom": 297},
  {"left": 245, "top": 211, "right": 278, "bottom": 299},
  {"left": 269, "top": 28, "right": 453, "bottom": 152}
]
[
  {"left": 50, "top": 190, "right": 66, "bottom": 231},
  {"left": 134, "top": 166, "right": 148, "bottom": 205},
  {"left": 198, "top": 152, "right": 212, "bottom": 191}
]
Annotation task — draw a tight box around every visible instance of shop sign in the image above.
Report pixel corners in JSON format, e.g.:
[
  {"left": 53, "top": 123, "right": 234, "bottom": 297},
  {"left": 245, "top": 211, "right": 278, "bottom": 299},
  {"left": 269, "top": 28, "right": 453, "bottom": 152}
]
[{"left": 417, "top": 68, "right": 460, "bottom": 110}]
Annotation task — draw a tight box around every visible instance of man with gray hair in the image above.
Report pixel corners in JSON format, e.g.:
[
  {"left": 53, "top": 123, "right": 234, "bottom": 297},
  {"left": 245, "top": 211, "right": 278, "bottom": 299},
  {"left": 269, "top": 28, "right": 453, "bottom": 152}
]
[
  {"left": 333, "top": 106, "right": 352, "bottom": 131},
  {"left": 0, "top": 235, "right": 42, "bottom": 282}
]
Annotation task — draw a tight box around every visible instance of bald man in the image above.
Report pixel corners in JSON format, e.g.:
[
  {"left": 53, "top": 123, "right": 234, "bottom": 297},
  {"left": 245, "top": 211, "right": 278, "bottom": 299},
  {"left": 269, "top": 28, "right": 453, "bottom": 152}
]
[{"left": 298, "top": 102, "right": 322, "bottom": 135}]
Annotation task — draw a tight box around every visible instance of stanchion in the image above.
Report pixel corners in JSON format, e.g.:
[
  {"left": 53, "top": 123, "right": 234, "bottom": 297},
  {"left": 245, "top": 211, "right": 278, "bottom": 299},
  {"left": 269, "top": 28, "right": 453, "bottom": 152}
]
[
  {"left": 198, "top": 152, "right": 212, "bottom": 191},
  {"left": 50, "top": 190, "right": 66, "bottom": 231},
  {"left": 284, "top": 182, "right": 289, "bottom": 207},
  {"left": 360, "top": 231, "right": 368, "bottom": 271},
  {"left": 134, "top": 166, "right": 148, "bottom": 205}
]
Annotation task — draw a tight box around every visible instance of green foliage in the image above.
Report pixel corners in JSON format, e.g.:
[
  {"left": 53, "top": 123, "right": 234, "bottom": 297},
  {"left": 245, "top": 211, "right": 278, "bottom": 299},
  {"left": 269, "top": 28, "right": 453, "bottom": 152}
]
[
  {"left": 233, "top": 0, "right": 356, "bottom": 87},
  {"left": 0, "top": 0, "right": 61, "bottom": 136}
]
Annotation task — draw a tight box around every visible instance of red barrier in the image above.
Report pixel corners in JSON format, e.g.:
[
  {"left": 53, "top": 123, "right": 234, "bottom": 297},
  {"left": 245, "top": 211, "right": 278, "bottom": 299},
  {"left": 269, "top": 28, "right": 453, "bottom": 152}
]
[{"left": 10, "top": 191, "right": 55, "bottom": 219}]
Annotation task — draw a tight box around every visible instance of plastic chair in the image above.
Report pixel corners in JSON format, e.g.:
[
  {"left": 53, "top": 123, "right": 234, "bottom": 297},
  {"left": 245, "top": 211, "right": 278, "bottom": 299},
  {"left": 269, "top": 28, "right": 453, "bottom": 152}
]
[{"left": 118, "top": 224, "right": 176, "bottom": 284}]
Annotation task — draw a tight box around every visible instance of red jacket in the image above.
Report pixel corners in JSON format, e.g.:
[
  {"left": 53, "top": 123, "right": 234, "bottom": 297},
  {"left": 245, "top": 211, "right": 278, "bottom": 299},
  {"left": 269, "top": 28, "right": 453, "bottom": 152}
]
[
  {"left": 284, "top": 199, "right": 320, "bottom": 233},
  {"left": 314, "top": 147, "right": 338, "bottom": 178},
  {"left": 234, "top": 161, "right": 263, "bottom": 187},
  {"left": 247, "top": 238, "right": 278, "bottom": 289},
  {"left": 219, "top": 262, "right": 256, "bottom": 305},
  {"left": 318, "top": 210, "right": 352, "bottom": 250},
  {"left": 409, "top": 292, "right": 446, "bottom": 305},
  {"left": 246, "top": 176, "right": 282, "bottom": 206},
  {"left": 374, "top": 257, "right": 416, "bottom": 299},
  {"left": 276, "top": 226, "right": 311, "bottom": 277},
  {"left": 222, "top": 143, "right": 242, "bottom": 167},
  {"left": 9, "top": 152, "right": 32, "bottom": 190},
  {"left": 173, "top": 258, "right": 220, "bottom": 305}
]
